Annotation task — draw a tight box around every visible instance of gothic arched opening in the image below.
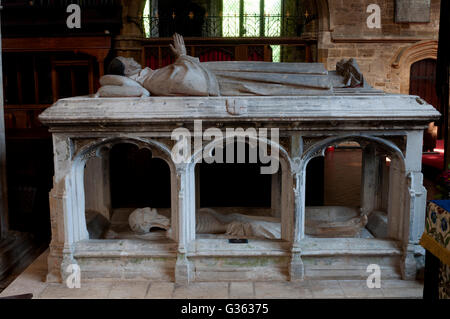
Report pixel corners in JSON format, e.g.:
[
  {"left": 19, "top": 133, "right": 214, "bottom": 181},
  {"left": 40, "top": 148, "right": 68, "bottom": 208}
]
[
  {"left": 304, "top": 140, "right": 393, "bottom": 239},
  {"left": 194, "top": 138, "right": 291, "bottom": 241},
  {"left": 83, "top": 142, "right": 172, "bottom": 241}
]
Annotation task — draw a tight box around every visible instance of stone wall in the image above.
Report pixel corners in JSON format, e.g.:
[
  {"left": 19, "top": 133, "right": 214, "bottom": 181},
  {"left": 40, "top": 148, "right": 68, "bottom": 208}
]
[{"left": 319, "top": 0, "right": 441, "bottom": 93}]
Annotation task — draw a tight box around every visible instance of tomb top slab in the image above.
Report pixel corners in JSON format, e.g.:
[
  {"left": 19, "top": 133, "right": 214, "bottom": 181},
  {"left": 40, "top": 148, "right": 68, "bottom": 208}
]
[{"left": 39, "top": 95, "right": 440, "bottom": 128}]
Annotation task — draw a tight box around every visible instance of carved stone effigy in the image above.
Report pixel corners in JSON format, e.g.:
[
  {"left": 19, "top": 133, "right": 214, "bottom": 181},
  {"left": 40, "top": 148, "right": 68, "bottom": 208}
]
[
  {"left": 39, "top": 35, "right": 440, "bottom": 284},
  {"left": 96, "top": 34, "right": 354, "bottom": 98},
  {"left": 124, "top": 206, "right": 281, "bottom": 240},
  {"left": 196, "top": 208, "right": 281, "bottom": 239},
  {"left": 128, "top": 207, "right": 170, "bottom": 234}
]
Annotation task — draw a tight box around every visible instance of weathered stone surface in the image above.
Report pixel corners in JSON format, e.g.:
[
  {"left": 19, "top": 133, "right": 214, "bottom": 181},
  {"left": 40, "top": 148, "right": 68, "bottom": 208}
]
[
  {"left": 145, "top": 282, "right": 175, "bottom": 299},
  {"left": 339, "top": 280, "right": 384, "bottom": 298},
  {"left": 305, "top": 206, "right": 367, "bottom": 237},
  {"left": 172, "top": 282, "right": 228, "bottom": 299},
  {"left": 306, "top": 280, "right": 346, "bottom": 298},
  {"left": 395, "top": 0, "right": 431, "bottom": 23},
  {"left": 39, "top": 282, "right": 113, "bottom": 299},
  {"left": 128, "top": 207, "right": 170, "bottom": 234},
  {"left": 0, "top": 250, "right": 424, "bottom": 299},
  {"left": 39, "top": 95, "right": 440, "bottom": 126},
  {"left": 380, "top": 286, "right": 423, "bottom": 298},
  {"left": 366, "top": 210, "right": 388, "bottom": 238},
  {"left": 229, "top": 282, "right": 254, "bottom": 298},
  {"left": 319, "top": 0, "right": 440, "bottom": 94},
  {"left": 254, "top": 282, "right": 313, "bottom": 299},
  {"left": 108, "top": 281, "right": 150, "bottom": 299},
  {"left": 301, "top": 238, "right": 403, "bottom": 280}
]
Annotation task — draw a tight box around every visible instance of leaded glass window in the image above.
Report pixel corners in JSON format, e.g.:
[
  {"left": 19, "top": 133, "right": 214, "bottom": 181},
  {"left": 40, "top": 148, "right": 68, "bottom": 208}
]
[
  {"left": 222, "top": 0, "right": 282, "bottom": 37},
  {"left": 142, "top": 0, "right": 302, "bottom": 39}
]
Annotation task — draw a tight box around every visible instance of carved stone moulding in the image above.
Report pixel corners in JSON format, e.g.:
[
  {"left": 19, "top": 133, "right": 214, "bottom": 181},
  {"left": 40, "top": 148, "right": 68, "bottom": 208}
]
[
  {"left": 301, "top": 133, "right": 406, "bottom": 163},
  {"left": 71, "top": 136, "right": 173, "bottom": 164}
]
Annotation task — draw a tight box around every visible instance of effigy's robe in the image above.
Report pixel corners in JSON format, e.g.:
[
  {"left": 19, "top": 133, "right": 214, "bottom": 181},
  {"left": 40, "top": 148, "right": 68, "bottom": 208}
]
[
  {"left": 203, "top": 61, "right": 333, "bottom": 96},
  {"left": 138, "top": 57, "right": 333, "bottom": 96},
  {"left": 99, "top": 55, "right": 365, "bottom": 97},
  {"left": 142, "top": 55, "right": 220, "bottom": 96}
]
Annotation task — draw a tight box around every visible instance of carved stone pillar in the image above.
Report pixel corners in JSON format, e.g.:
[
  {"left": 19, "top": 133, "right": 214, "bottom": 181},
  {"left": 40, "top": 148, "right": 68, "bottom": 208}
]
[
  {"left": 404, "top": 131, "right": 428, "bottom": 243},
  {"left": 47, "top": 134, "right": 89, "bottom": 282},
  {"left": 174, "top": 163, "right": 195, "bottom": 283},
  {"left": 281, "top": 162, "right": 295, "bottom": 242},
  {"left": 400, "top": 130, "right": 427, "bottom": 280},
  {"left": 289, "top": 134, "right": 305, "bottom": 281},
  {"left": 114, "top": 36, "right": 144, "bottom": 63},
  {"left": 114, "top": 0, "right": 147, "bottom": 62}
]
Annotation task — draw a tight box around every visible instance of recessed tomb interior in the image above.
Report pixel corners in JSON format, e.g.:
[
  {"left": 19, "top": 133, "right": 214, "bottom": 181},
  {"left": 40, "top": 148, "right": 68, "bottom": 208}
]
[
  {"left": 84, "top": 143, "right": 172, "bottom": 241},
  {"left": 81, "top": 137, "right": 395, "bottom": 243},
  {"left": 305, "top": 141, "right": 391, "bottom": 239},
  {"left": 195, "top": 140, "right": 283, "bottom": 240}
]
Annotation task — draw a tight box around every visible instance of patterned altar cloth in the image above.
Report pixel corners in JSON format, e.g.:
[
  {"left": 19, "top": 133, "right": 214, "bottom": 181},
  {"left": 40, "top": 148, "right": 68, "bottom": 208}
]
[{"left": 420, "top": 200, "right": 450, "bottom": 299}]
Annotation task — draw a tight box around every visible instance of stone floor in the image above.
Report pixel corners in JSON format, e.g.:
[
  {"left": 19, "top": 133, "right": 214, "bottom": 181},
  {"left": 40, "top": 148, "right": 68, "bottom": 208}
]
[{"left": 0, "top": 250, "right": 424, "bottom": 299}]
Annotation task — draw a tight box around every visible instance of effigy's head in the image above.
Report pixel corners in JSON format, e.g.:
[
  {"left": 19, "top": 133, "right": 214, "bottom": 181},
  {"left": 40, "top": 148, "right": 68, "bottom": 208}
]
[
  {"left": 107, "top": 56, "right": 143, "bottom": 77},
  {"left": 128, "top": 207, "right": 170, "bottom": 234}
]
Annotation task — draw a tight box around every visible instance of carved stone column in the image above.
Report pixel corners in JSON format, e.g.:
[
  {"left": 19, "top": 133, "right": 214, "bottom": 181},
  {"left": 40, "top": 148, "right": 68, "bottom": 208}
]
[
  {"left": 289, "top": 135, "right": 305, "bottom": 281},
  {"left": 114, "top": 0, "right": 147, "bottom": 62},
  {"left": 400, "top": 130, "right": 427, "bottom": 280},
  {"left": 174, "top": 163, "right": 195, "bottom": 284},
  {"left": 289, "top": 171, "right": 305, "bottom": 281},
  {"left": 47, "top": 134, "right": 89, "bottom": 282}
]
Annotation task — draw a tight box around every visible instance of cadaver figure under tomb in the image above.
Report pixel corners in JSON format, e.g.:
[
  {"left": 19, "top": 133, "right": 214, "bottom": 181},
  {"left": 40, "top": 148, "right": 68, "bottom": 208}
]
[{"left": 106, "top": 206, "right": 369, "bottom": 240}]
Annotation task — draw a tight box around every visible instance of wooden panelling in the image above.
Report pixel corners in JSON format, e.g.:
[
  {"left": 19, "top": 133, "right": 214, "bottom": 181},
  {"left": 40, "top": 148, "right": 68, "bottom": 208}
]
[
  {"left": 2, "top": 36, "right": 112, "bottom": 137},
  {"left": 142, "top": 37, "right": 315, "bottom": 68}
]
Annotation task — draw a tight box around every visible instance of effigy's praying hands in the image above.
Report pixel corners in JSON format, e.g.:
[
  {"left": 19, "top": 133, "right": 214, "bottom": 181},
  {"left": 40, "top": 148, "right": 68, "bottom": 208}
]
[{"left": 169, "top": 33, "right": 187, "bottom": 58}]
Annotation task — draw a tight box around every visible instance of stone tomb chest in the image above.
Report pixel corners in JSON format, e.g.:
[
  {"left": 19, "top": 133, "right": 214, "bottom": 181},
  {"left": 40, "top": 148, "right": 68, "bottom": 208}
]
[{"left": 40, "top": 74, "right": 439, "bottom": 284}]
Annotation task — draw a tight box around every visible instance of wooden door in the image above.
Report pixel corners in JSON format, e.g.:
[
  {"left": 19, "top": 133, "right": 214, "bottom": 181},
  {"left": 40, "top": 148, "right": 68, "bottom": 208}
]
[{"left": 410, "top": 59, "right": 442, "bottom": 151}]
